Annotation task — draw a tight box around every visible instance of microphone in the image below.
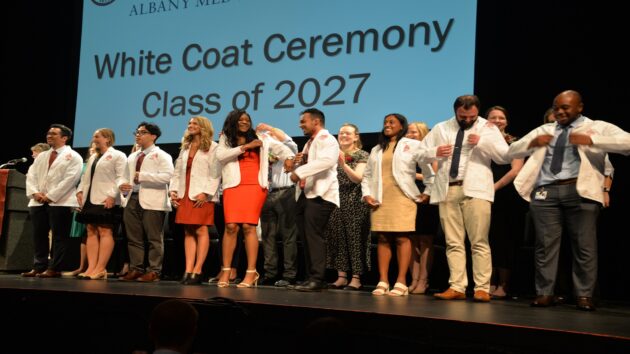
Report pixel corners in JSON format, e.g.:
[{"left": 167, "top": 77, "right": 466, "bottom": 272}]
[{"left": 8, "top": 157, "right": 28, "bottom": 164}]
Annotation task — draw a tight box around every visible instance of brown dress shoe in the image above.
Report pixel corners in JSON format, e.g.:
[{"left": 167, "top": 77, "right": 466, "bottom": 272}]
[
  {"left": 473, "top": 290, "right": 491, "bottom": 302},
  {"left": 434, "top": 288, "right": 466, "bottom": 300},
  {"left": 37, "top": 269, "right": 61, "bottom": 278},
  {"left": 119, "top": 270, "right": 144, "bottom": 281},
  {"left": 576, "top": 297, "right": 595, "bottom": 311},
  {"left": 136, "top": 271, "right": 160, "bottom": 282},
  {"left": 531, "top": 295, "right": 554, "bottom": 307},
  {"left": 21, "top": 269, "right": 43, "bottom": 277}
]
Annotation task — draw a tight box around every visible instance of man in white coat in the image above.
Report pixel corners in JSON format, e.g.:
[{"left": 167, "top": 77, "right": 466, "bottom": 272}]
[
  {"left": 119, "top": 122, "right": 174, "bottom": 282},
  {"left": 508, "top": 90, "right": 630, "bottom": 311},
  {"left": 23, "top": 124, "right": 83, "bottom": 278},
  {"left": 422, "top": 95, "right": 510, "bottom": 302},
  {"left": 289, "top": 108, "right": 339, "bottom": 292}
]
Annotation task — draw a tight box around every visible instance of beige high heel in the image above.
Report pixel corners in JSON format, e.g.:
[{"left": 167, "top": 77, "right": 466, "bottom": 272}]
[
  {"left": 237, "top": 269, "right": 259, "bottom": 288},
  {"left": 217, "top": 267, "right": 231, "bottom": 288},
  {"left": 88, "top": 270, "right": 108, "bottom": 280}
]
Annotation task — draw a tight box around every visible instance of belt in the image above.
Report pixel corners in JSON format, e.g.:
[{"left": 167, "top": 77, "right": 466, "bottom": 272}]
[
  {"left": 548, "top": 178, "right": 577, "bottom": 186},
  {"left": 449, "top": 181, "right": 463, "bottom": 186},
  {"left": 270, "top": 186, "right": 293, "bottom": 192}
]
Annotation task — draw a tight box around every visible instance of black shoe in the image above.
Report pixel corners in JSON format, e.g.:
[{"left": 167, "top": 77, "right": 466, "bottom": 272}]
[
  {"left": 343, "top": 284, "right": 362, "bottom": 291},
  {"left": 275, "top": 279, "right": 295, "bottom": 287},
  {"left": 184, "top": 273, "right": 203, "bottom": 285},
  {"left": 294, "top": 281, "right": 327, "bottom": 292},
  {"left": 286, "top": 280, "right": 308, "bottom": 290},
  {"left": 180, "top": 272, "right": 192, "bottom": 284}
]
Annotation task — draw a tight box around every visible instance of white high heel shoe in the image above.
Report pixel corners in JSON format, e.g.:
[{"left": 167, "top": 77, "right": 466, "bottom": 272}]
[
  {"left": 217, "top": 267, "right": 231, "bottom": 288},
  {"left": 237, "top": 269, "right": 259, "bottom": 288}
]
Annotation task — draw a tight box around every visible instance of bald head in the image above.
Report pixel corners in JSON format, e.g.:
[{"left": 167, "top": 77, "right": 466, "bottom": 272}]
[{"left": 552, "top": 90, "right": 583, "bottom": 126}]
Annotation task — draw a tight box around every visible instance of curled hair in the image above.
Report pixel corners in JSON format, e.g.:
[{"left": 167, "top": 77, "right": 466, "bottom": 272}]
[
  {"left": 181, "top": 116, "right": 214, "bottom": 152},
  {"left": 31, "top": 142, "right": 50, "bottom": 153},
  {"left": 221, "top": 110, "right": 257, "bottom": 148}
]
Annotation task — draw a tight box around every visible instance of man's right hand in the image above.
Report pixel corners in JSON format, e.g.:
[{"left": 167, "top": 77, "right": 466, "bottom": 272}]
[{"left": 528, "top": 135, "right": 553, "bottom": 148}]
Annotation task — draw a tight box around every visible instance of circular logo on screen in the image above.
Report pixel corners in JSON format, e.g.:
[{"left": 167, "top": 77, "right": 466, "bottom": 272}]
[{"left": 91, "top": 0, "right": 115, "bottom": 6}]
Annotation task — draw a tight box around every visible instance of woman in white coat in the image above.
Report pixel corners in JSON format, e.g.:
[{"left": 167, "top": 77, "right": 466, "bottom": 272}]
[
  {"left": 76, "top": 128, "right": 127, "bottom": 280},
  {"left": 169, "top": 116, "right": 220, "bottom": 285},
  {"left": 215, "top": 110, "right": 295, "bottom": 288},
  {"left": 362, "top": 114, "right": 433, "bottom": 296}
]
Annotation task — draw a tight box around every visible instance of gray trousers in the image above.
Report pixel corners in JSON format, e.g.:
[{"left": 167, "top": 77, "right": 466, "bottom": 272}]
[
  {"left": 529, "top": 183, "right": 600, "bottom": 297},
  {"left": 261, "top": 186, "right": 298, "bottom": 279},
  {"left": 123, "top": 193, "right": 167, "bottom": 274}
]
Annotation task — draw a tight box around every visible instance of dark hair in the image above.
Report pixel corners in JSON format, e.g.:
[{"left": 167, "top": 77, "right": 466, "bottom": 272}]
[
  {"left": 137, "top": 121, "right": 162, "bottom": 139},
  {"left": 485, "top": 106, "right": 509, "bottom": 121},
  {"left": 300, "top": 108, "right": 325, "bottom": 126},
  {"left": 149, "top": 299, "right": 198, "bottom": 350},
  {"left": 378, "top": 113, "right": 408, "bottom": 151},
  {"left": 222, "top": 109, "right": 257, "bottom": 148},
  {"left": 50, "top": 123, "right": 73, "bottom": 140},
  {"left": 453, "top": 95, "right": 481, "bottom": 113}
]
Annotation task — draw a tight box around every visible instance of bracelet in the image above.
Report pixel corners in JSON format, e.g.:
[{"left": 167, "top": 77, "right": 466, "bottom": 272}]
[{"left": 603, "top": 187, "right": 611, "bottom": 192}]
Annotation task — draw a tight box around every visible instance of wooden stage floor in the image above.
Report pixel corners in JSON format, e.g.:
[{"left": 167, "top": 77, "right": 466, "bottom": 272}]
[{"left": 1, "top": 275, "right": 628, "bottom": 353}]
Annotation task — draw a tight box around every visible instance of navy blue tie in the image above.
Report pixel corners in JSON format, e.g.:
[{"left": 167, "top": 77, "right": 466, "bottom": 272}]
[
  {"left": 449, "top": 129, "right": 465, "bottom": 179},
  {"left": 550, "top": 126, "right": 568, "bottom": 175}
]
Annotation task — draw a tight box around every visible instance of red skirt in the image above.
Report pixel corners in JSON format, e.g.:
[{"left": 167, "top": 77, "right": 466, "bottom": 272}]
[{"left": 223, "top": 184, "right": 267, "bottom": 225}]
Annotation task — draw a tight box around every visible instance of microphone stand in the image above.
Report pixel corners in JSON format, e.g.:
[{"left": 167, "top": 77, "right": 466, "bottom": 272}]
[{"left": 0, "top": 162, "right": 17, "bottom": 169}]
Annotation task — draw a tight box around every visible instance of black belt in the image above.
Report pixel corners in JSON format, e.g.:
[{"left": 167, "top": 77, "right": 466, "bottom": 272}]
[
  {"left": 270, "top": 186, "right": 293, "bottom": 192},
  {"left": 548, "top": 178, "right": 577, "bottom": 186},
  {"left": 449, "top": 181, "right": 463, "bottom": 186}
]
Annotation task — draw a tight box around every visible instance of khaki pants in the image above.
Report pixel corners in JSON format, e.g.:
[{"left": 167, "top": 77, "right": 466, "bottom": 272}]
[{"left": 438, "top": 186, "right": 492, "bottom": 293}]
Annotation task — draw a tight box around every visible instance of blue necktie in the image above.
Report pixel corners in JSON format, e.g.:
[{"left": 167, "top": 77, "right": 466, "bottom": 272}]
[
  {"left": 449, "top": 129, "right": 465, "bottom": 179},
  {"left": 550, "top": 126, "right": 569, "bottom": 175}
]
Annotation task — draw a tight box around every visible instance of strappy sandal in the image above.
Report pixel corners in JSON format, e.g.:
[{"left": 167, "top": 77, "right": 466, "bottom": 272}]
[
  {"left": 328, "top": 274, "right": 348, "bottom": 289},
  {"left": 217, "top": 267, "right": 231, "bottom": 288},
  {"left": 388, "top": 282, "right": 409, "bottom": 297},
  {"left": 237, "top": 269, "right": 259, "bottom": 288},
  {"left": 372, "top": 281, "right": 390, "bottom": 296}
]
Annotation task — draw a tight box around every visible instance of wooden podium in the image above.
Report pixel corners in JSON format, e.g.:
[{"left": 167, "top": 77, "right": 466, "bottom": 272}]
[{"left": 0, "top": 169, "right": 32, "bottom": 271}]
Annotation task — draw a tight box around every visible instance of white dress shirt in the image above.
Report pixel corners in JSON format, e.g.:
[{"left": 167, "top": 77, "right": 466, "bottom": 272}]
[
  {"left": 509, "top": 117, "right": 630, "bottom": 204},
  {"left": 293, "top": 129, "right": 340, "bottom": 207},
  {"left": 422, "top": 117, "right": 510, "bottom": 204}
]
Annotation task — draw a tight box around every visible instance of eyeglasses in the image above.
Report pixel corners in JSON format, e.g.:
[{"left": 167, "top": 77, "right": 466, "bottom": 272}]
[{"left": 133, "top": 130, "right": 151, "bottom": 136}]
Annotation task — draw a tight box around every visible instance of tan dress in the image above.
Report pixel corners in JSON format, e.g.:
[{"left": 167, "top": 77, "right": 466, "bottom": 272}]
[{"left": 370, "top": 146, "right": 416, "bottom": 232}]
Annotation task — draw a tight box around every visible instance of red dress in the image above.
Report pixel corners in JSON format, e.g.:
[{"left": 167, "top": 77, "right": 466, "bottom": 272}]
[
  {"left": 174, "top": 154, "right": 215, "bottom": 225},
  {"left": 223, "top": 149, "right": 268, "bottom": 224}
]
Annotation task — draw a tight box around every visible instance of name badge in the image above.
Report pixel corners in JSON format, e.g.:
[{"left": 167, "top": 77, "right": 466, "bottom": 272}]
[{"left": 534, "top": 189, "right": 548, "bottom": 201}]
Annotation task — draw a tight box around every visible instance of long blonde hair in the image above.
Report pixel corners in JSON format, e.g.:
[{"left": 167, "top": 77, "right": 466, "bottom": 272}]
[{"left": 181, "top": 116, "right": 214, "bottom": 151}]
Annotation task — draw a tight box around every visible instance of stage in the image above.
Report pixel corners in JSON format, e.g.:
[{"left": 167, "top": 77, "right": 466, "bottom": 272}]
[{"left": 1, "top": 275, "right": 628, "bottom": 353}]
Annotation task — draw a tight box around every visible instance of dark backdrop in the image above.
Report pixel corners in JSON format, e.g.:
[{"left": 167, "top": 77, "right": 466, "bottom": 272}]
[{"left": 2, "top": 1, "right": 628, "bottom": 300}]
